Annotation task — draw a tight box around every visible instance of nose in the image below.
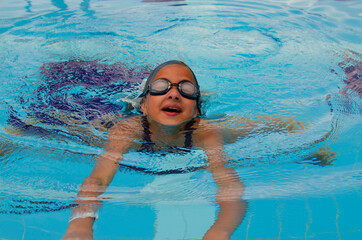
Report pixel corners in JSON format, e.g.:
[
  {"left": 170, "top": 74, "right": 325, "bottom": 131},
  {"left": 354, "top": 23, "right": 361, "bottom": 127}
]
[{"left": 167, "top": 85, "right": 181, "bottom": 100}]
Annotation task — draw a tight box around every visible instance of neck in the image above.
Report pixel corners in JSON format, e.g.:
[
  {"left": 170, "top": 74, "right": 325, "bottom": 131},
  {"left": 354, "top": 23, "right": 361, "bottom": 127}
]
[{"left": 146, "top": 116, "right": 191, "bottom": 135}]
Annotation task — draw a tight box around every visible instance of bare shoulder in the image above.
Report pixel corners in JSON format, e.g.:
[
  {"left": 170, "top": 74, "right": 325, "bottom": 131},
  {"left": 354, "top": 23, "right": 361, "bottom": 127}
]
[
  {"left": 194, "top": 118, "right": 223, "bottom": 148},
  {"left": 106, "top": 116, "right": 142, "bottom": 147},
  {"left": 109, "top": 116, "right": 142, "bottom": 134},
  {"left": 194, "top": 118, "right": 219, "bottom": 133}
]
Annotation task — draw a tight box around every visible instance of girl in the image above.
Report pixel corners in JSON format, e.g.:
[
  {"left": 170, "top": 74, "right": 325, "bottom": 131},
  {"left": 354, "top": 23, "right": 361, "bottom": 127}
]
[{"left": 62, "top": 60, "right": 309, "bottom": 239}]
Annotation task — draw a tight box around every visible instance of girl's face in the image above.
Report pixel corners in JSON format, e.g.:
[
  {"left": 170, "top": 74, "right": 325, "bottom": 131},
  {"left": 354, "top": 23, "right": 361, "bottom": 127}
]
[{"left": 141, "top": 64, "right": 199, "bottom": 126}]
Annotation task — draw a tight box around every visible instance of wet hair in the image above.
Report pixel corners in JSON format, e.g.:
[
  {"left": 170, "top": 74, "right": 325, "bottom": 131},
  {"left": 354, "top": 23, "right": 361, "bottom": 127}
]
[{"left": 139, "top": 60, "right": 202, "bottom": 115}]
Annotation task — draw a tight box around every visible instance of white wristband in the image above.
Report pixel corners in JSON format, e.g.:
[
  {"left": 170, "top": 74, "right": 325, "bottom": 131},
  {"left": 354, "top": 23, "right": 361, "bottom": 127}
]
[{"left": 69, "top": 210, "right": 99, "bottom": 222}]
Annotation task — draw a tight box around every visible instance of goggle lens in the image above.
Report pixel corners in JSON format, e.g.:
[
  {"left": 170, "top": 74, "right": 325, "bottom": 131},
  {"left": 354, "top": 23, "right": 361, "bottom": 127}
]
[
  {"left": 149, "top": 79, "right": 198, "bottom": 99},
  {"left": 151, "top": 79, "right": 170, "bottom": 92}
]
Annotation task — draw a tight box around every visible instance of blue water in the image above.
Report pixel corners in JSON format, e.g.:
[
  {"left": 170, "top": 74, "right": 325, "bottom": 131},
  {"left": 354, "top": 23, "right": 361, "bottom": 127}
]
[{"left": 0, "top": 0, "right": 361, "bottom": 239}]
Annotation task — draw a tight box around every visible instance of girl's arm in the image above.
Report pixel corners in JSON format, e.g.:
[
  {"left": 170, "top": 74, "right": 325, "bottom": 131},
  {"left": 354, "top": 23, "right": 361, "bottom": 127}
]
[
  {"left": 196, "top": 122, "right": 247, "bottom": 240},
  {"left": 62, "top": 121, "right": 133, "bottom": 240},
  {"left": 219, "top": 114, "right": 307, "bottom": 144}
]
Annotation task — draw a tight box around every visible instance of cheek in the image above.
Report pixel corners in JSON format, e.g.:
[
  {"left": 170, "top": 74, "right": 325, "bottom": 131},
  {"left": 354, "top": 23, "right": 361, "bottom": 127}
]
[{"left": 145, "top": 96, "right": 161, "bottom": 113}]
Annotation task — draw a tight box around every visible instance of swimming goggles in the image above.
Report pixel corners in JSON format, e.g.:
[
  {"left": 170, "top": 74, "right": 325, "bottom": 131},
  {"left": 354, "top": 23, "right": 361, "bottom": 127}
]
[{"left": 142, "top": 78, "right": 199, "bottom": 100}]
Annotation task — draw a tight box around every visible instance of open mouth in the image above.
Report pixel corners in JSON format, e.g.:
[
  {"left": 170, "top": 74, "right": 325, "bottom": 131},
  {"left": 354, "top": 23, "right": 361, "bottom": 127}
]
[{"left": 162, "top": 106, "right": 182, "bottom": 113}]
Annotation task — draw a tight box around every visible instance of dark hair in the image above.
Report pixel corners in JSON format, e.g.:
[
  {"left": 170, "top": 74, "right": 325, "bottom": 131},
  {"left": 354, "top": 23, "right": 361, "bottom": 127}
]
[{"left": 139, "top": 60, "right": 202, "bottom": 115}]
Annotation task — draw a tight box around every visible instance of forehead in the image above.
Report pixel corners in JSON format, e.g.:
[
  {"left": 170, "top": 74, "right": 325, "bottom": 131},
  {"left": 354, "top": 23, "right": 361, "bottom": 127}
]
[{"left": 153, "top": 64, "right": 196, "bottom": 83}]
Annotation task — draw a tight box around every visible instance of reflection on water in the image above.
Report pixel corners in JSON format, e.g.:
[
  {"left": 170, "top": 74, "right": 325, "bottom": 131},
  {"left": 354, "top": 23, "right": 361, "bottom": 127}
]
[
  {"left": 6, "top": 60, "right": 151, "bottom": 147},
  {"left": 0, "top": 0, "right": 361, "bottom": 239},
  {"left": 328, "top": 50, "right": 362, "bottom": 115},
  {"left": 51, "top": 0, "right": 68, "bottom": 10},
  {"left": 143, "top": 0, "right": 185, "bottom": 2}
]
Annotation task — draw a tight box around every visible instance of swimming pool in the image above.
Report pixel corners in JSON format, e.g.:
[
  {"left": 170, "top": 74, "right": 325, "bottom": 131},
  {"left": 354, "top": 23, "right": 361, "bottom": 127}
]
[{"left": 0, "top": 0, "right": 361, "bottom": 239}]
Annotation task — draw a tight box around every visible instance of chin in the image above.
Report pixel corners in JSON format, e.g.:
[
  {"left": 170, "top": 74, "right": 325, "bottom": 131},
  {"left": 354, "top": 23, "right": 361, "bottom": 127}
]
[
  {"left": 160, "top": 119, "right": 186, "bottom": 126},
  {"left": 152, "top": 116, "right": 192, "bottom": 127}
]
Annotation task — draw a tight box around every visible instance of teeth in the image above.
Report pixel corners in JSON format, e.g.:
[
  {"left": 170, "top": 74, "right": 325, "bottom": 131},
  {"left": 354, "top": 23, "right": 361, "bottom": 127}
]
[{"left": 164, "top": 107, "right": 180, "bottom": 112}]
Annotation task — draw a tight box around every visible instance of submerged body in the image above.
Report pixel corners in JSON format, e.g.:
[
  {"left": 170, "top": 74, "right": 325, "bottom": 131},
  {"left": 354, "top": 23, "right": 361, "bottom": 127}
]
[
  {"left": 61, "top": 60, "right": 332, "bottom": 239},
  {"left": 62, "top": 61, "right": 247, "bottom": 240}
]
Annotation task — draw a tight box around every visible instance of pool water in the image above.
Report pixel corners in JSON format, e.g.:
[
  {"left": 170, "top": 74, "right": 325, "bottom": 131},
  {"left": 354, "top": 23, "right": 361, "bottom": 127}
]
[{"left": 0, "top": 0, "right": 361, "bottom": 239}]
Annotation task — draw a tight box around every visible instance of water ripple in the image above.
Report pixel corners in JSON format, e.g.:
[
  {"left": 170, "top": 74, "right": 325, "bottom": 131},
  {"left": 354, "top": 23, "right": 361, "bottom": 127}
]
[{"left": 0, "top": 0, "right": 361, "bottom": 219}]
